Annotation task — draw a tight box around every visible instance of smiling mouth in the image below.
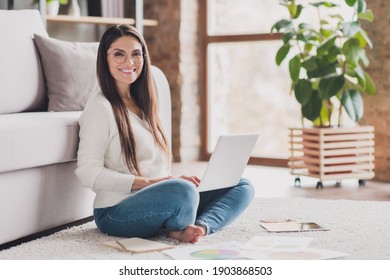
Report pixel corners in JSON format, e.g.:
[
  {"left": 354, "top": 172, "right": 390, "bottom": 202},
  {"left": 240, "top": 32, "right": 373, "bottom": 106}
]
[{"left": 120, "top": 68, "right": 136, "bottom": 74}]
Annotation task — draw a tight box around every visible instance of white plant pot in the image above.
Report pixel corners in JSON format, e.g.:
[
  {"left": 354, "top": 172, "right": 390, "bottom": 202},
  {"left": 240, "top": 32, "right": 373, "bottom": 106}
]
[
  {"left": 68, "top": 0, "right": 81, "bottom": 17},
  {"left": 46, "top": 1, "right": 60, "bottom": 16}
]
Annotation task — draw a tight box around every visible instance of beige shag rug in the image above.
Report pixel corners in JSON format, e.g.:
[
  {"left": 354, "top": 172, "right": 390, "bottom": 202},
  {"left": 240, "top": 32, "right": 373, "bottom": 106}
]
[{"left": 1, "top": 197, "right": 389, "bottom": 260}]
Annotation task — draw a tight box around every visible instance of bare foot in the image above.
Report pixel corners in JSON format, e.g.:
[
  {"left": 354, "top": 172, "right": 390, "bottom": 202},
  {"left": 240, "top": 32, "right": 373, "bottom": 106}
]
[{"left": 169, "top": 225, "right": 206, "bottom": 243}]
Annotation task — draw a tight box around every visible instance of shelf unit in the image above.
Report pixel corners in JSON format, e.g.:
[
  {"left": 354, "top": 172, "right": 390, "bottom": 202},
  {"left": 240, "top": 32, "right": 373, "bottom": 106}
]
[
  {"left": 38, "top": 0, "right": 155, "bottom": 35},
  {"left": 45, "top": 14, "right": 158, "bottom": 27},
  {"left": 289, "top": 126, "right": 375, "bottom": 188}
]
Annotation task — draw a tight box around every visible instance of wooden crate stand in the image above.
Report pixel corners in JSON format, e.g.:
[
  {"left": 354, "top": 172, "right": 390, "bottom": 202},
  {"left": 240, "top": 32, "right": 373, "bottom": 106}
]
[{"left": 289, "top": 126, "right": 375, "bottom": 188}]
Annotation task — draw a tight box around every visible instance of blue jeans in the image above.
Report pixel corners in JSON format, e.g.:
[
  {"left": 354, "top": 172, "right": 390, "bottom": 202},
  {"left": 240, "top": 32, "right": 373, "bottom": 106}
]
[{"left": 94, "top": 177, "right": 255, "bottom": 238}]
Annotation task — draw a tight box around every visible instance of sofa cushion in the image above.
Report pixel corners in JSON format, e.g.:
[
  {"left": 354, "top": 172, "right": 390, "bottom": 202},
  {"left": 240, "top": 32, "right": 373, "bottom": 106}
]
[
  {"left": 33, "top": 34, "right": 100, "bottom": 112},
  {"left": 0, "top": 10, "right": 48, "bottom": 114},
  {"left": 0, "top": 111, "right": 81, "bottom": 173}
]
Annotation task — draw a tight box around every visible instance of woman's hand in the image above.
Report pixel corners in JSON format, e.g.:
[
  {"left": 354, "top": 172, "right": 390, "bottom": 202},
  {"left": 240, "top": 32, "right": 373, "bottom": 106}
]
[
  {"left": 132, "top": 176, "right": 173, "bottom": 191},
  {"left": 132, "top": 174, "right": 200, "bottom": 191},
  {"left": 178, "top": 175, "right": 201, "bottom": 187}
]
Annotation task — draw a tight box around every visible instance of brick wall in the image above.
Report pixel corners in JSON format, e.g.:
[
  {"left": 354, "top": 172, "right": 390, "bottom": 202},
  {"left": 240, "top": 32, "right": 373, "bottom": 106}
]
[
  {"left": 144, "top": 0, "right": 200, "bottom": 162},
  {"left": 143, "top": 0, "right": 182, "bottom": 161},
  {"left": 178, "top": 0, "right": 201, "bottom": 161},
  {"left": 361, "top": 0, "right": 390, "bottom": 181}
]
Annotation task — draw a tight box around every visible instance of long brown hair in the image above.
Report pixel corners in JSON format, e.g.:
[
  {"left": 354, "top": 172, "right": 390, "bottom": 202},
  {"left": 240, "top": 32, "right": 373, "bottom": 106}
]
[{"left": 96, "top": 24, "right": 170, "bottom": 175}]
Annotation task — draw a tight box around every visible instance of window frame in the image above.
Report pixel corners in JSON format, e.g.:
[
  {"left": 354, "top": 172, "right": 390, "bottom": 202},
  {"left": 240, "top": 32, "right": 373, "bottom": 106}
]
[{"left": 199, "top": 0, "right": 287, "bottom": 167}]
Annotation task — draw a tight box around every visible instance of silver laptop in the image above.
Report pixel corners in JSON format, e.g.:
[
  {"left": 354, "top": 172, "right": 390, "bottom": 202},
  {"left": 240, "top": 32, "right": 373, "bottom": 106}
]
[{"left": 197, "top": 133, "right": 259, "bottom": 192}]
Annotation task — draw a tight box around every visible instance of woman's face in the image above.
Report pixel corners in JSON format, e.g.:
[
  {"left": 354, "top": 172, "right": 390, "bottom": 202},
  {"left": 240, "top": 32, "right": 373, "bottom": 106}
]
[{"left": 107, "top": 36, "right": 144, "bottom": 93}]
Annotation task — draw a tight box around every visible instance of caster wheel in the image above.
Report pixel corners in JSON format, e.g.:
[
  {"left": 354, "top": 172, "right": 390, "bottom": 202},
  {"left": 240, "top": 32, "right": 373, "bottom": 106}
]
[
  {"left": 294, "top": 177, "right": 301, "bottom": 188},
  {"left": 335, "top": 181, "right": 341, "bottom": 187},
  {"left": 358, "top": 179, "right": 366, "bottom": 187},
  {"left": 316, "top": 181, "right": 323, "bottom": 189}
]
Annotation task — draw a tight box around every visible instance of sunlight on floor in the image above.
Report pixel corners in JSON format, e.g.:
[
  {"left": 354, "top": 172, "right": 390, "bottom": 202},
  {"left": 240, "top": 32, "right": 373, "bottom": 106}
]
[{"left": 171, "top": 162, "right": 386, "bottom": 201}]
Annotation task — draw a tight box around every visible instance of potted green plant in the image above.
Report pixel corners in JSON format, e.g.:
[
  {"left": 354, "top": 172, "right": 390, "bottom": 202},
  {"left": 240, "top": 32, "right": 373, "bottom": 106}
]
[
  {"left": 271, "top": 0, "right": 375, "bottom": 127},
  {"left": 271, "top": 0, "right": 376, "bottom": 187},
  {"left": 32, "top": 0, "right": 69, "bottom": 16},
  {"left": 33, "top": 0, "right": 68, "bottom": 4}
]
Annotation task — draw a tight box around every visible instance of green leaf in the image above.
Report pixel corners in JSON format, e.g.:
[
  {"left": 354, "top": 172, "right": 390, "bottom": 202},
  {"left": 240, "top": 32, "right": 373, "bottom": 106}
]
[
  {"left": 282, "top": 32, "right": 294, "bottom": 44},
  {"left": 312, "top": 106, "right": 330, "bottom": 127},
  {"left": 317, "top": 36, "right": 337, "bottom": 56},
  {"left": 307, "top": 60, "right": 338, "bottom": 78},
  {"left": 364, "top": 72, "right": 376, "bottom": 95},
  {"left": 294, "top": 79, "right": 312, "bottom": 106},
  {"left": 329, "top": 14, "right": 343, "bottom": 22},
  {"left": 358, "top": 10, "right": 374, "bottom": 22},
  {"left": 327, "top": 45, "right": 340, "bottom": 63},
  {"left": 298, "top": 23, "right": 316, "bottom": 31},
  {"left": 271, "top": 19, "right": 292, "bottom": 33},
  {"left": 293, "top": 4, "right": 304, "bottom": 19},
  {"left": 289, "top": 55, "right": 302, "bottom": 82},
  {"left": 276, "top": 44, "right": 291, "bottom": 65},
  {"left": 288, "top": 1, "right": 297, "bottom": 17},
  {"left": 320, "top": 28, "right": 334, "bottom": 38},
  {"left": 318, "top": 75, "right": 345, "bottom": 99},
  {"left": 301, "top": 91, "right": 322, "bottom": 121},
  {"left": 304, "top": 43, "right": 314, "bottom": 53},
  {"left": 297, "top": 32, "right": 318, "bottom": 43},
  {"left": 355, "top": 29, "right": 373, "bottom": 49},
  {"left": 342, "top": 38, "right": 361, "bottom": 65},
  {"left": 357, "top": 0, "right": 367, "bottom": 13},
  {"left": 341, "top": 89, "right": 364, "bottom": 122},
  {"left": 310, "top": 2, "right": 338, "bottom": 8},
  {"left": 352, "top": 65, "right": 366, "bottom": 89},
  {"left": 319, "top": 100, "right": 332, "bottom": 126},
  {"left": 360, "top": 50, "right": 370, "bottom": 68},
  {"left": 345, "top": 0, "right": 358, "bottom": 7},
  {"left": 302, "top": 57, "right": 318, "bottom": 72},
  {"left": 343, "top": 21, "right": 360, "bottom": 37},
  {"left": 354, "top": 31, "right": 367, "bottom": 48}
]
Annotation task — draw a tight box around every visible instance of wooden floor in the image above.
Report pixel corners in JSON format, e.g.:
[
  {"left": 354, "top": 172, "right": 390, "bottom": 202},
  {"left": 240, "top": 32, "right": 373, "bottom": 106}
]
[{"left": 172, "top": 162, "right": 390, "bottom": 201}]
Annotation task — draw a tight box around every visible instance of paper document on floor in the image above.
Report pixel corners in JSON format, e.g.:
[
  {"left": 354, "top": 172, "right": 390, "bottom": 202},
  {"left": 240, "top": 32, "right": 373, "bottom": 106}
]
[
  {"left": 104, "top": 237, "right": 173, "bottom": 253},
  {"left": 259, "top": 219, "right": 328, "bottom": 232},
  {"left": 164, "top": 237, "right": 348, "bottom": 260}
]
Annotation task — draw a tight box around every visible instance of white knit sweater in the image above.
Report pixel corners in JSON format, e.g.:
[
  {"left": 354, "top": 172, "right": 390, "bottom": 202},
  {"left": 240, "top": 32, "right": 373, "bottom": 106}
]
[{"left": 75, "top": 92, "right": 170, "bottom": 208}]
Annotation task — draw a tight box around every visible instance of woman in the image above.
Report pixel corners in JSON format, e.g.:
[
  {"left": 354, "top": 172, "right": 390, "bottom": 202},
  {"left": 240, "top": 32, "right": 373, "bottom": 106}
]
[{"left": 75, "top": 24, "right": 255, "bottom": 243}]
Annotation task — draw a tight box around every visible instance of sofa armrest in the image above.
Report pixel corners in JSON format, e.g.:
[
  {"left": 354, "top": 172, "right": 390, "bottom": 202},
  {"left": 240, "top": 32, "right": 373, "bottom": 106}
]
[{"left": 151, "top": 66, "right": 172, "bottom": 147}]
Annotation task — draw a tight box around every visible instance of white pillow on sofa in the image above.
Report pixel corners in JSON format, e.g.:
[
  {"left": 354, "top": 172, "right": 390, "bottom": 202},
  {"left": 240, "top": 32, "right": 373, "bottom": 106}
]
[
  {"left": 0, "top": 10, "right": 48, "bottom": 114},
  {"left": 33, "top": 34, "right": 100, "bottom": 111}
]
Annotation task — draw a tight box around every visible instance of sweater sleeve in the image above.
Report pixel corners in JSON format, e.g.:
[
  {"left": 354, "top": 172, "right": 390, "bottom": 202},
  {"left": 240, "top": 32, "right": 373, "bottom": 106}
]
[{"left": 75, "top": 95, "right": 135, "bottom": 194}]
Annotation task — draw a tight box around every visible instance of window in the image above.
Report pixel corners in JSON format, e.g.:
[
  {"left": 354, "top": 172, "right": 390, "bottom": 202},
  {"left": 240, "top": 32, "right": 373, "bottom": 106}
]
[
  {"left": 201, "top": 0, "right": 357, "bottom": 165},
  {"left": 201, "top": 0, "right": 300, "bottom": 166}
]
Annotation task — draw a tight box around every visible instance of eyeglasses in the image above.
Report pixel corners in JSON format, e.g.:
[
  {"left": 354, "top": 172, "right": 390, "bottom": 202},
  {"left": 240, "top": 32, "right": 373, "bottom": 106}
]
[{"left": 107, "top": 50, "right": 145, "bottom": 64}]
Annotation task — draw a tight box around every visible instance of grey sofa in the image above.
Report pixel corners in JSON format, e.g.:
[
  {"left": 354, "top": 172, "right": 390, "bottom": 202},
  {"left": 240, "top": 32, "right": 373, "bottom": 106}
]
[{"left": 0, "top": 9, "right": 171, "bottom": 246}]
